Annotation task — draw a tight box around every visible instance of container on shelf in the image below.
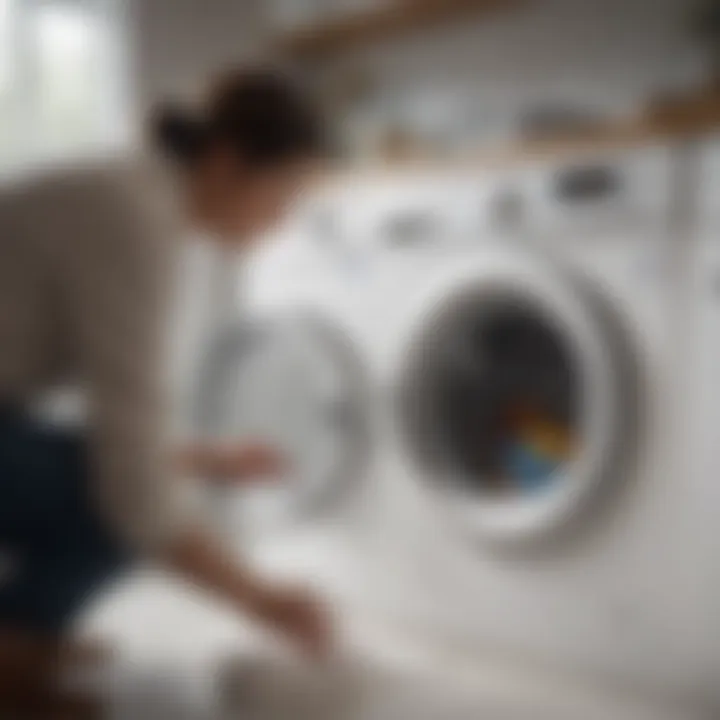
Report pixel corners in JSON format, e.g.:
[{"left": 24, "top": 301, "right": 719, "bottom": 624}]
[
  {"left": 321, "top": 0, "right": 393, "bottom": 21},
  {"left": 266, "top": 0, "right": 321, "bottom": 31}
]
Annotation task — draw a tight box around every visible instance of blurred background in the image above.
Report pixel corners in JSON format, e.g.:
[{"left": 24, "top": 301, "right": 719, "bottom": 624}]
[
  {"left": 4, "top": 1, "right": 720, "bottom": 718},
  {"left": 1, "top": 0, "right": 719, "bottom": 169}
]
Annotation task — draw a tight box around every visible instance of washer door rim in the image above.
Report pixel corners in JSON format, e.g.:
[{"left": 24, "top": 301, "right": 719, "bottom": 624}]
[
  {"left": 393, "top": 256, "right": 638, "bottom": 548},
  {"left": 192, "top": 309, "right": 376, "bottom": 529}
]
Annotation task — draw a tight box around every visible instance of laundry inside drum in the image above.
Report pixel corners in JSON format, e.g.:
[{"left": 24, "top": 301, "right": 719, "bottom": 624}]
[{"left": 406, "top": 294, "right": 580, "bottom": 499}]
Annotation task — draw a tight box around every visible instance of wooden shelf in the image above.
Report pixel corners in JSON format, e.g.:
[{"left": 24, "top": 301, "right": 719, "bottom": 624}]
[
  {"left": 329, "top": 92, "right": 720, "bottom": 173},
  {"left": 273, "top": 0, "right": 520, "bottom": 59},
  {"left": 471, "top": 91, "right": 720, "bottom": 165},
  {"left": 501, "top": 89, "right": 720, "bottom": 159}
]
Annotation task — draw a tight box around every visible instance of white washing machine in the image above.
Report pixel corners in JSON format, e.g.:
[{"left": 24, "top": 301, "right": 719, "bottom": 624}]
[
  {"left": 190, "top": 146, "right": 715, "bottom": 715},
  {"left": 354, "top": 148, "right": 701, "bottom": 700}
]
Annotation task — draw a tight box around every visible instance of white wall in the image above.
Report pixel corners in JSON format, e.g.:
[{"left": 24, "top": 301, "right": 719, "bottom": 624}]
[{"left": 127, "top": 0, "right": 264, "bottom": 112}]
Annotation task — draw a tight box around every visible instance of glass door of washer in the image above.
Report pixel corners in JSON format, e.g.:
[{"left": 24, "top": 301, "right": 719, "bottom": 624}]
[
  {"left": 194, "top": 312, "right": 372, "bottom": 543},
  {"left": 396, "top": 267, "right": 639, "bottom": 549}
]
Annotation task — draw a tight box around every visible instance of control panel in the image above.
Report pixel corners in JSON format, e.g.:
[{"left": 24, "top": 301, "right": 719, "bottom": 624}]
[{"left": 507, "top": 145, "right": 676, "bottom": 236}]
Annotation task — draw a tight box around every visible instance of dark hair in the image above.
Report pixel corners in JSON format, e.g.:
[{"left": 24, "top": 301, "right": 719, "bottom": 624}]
[{"left": 152, "top": 68, "right": 328, "bottom": 168}]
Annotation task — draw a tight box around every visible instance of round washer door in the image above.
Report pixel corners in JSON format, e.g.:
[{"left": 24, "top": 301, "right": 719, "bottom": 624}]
[
  {"left": 193, "top": 312, "right": 373, "bottom": 542},
  {"left": 395, "top": 253, "right": 639, "bottom": 548}
]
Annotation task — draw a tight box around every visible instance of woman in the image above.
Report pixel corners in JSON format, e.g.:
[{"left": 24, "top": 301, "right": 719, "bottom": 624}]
[{"left": 0, "top": 67, "right": 334, "bottom": 716}]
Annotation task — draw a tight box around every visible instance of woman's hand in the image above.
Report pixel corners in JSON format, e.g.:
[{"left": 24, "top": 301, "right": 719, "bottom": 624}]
[
  {"left": 166, "top": 528, "right": 334, "bottom": 661},
  {"left": 245, "top": 584, "right": 334, "bottom": 661},
  {"left": 207, "top": 442, "right": 287, "bottom": 484},
  {"left": 176, "top": 441, "right": 287, "bottom": 485}
]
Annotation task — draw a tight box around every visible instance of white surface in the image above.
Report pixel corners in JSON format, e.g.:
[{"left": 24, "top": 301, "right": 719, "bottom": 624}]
[{"left": 675, "top": 135, "right": 720, "bottom": 695}]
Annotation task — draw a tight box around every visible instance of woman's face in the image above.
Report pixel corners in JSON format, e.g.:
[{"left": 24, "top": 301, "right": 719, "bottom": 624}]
[{"left": 190, "top": 148, "right": 316, "bottom": 244}]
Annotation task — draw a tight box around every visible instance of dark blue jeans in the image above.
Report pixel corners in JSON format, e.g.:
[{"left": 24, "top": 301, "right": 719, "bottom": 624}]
[{"left": 0, "top": 408, "right": 129, "bottom": 633}]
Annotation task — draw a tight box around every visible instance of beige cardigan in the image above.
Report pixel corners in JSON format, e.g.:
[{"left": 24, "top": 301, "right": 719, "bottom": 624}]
[{"left": 0, "top": 154, "right": 202, "bottom": 553}]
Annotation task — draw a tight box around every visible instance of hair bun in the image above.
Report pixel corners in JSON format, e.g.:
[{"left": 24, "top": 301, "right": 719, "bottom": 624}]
[{"left": 151, "top": 104, "right": 208, "bottom": 165}]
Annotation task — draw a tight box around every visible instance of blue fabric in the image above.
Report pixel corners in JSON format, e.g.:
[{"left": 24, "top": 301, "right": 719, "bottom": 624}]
[
  {"left": 503, "top": 442, "right": 558, "bottom": 494},
  {"left": 0, "top": 408, "right": 130, "bottom": 633}
]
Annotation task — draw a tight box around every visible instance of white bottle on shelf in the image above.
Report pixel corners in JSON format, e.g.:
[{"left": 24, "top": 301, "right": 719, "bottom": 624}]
[{"left": 267, "top": 0, "right": 319, "bottom": 31}]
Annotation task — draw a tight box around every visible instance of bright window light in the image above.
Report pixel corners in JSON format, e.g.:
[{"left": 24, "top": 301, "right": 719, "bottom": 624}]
[
  {"left": 0, "top": 0, "right": 128, "bottom": 172},
  {"left": 35, "top": 5, "right": 101, "bottom": 148}
]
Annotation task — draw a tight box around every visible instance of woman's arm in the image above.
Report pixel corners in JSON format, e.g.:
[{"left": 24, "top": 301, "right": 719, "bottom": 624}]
[
  {"left": 164, "top": 526, "right": 332, "bottom": 659},
  {"left": 174, "top": 441, "right": 286, "bottom": 484}
]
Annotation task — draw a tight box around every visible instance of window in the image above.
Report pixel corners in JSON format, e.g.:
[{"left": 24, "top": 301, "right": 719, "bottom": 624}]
[
  {"left": 0, "top": 0, "right": 15, "bottom": 156},
  {"left": 0, "top": 0, "right": 128, "bottom": 172}
]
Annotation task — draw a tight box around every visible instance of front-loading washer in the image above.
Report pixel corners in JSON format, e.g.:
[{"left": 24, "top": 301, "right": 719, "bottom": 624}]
[{"left": 347, "top": 145, "right": 714, "bottom": 710}]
